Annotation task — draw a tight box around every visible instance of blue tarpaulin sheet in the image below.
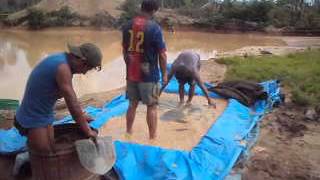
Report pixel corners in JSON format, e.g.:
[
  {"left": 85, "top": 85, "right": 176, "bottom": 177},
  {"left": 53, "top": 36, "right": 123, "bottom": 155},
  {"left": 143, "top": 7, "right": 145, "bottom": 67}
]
[
  {"left": 0, "top": 75, "right": 280, "bottom": 179},
  {"left": 0, "top": 128, "right": 27, "bottom": 153},
  {"left": 112, "top": 80, "right": 280, "bottom": 180}
]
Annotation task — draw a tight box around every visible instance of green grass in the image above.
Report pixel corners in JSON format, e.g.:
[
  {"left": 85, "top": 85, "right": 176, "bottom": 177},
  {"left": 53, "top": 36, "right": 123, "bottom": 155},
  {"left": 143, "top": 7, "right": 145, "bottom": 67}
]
[{"left": 216, "top": 49, "right": 320, "bottom": 106}]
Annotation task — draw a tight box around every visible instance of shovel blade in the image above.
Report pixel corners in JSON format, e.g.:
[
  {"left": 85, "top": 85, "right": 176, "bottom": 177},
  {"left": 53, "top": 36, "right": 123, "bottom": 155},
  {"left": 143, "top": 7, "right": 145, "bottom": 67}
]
[{"left": 75, "top": 136, "right": 116, "bottom": 175}]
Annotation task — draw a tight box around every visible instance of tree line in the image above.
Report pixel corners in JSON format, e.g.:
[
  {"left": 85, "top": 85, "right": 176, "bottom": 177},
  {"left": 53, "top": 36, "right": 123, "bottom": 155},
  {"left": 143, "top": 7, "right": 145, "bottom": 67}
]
[
  {"left": 0, "top": 0, "right": 40, "bottom": 13},
  {"left": 121, "top": 0, "right": 320, "bottom": 33},
  {"left": 1, "top": 0, "right": 319, "bottom": 33}
]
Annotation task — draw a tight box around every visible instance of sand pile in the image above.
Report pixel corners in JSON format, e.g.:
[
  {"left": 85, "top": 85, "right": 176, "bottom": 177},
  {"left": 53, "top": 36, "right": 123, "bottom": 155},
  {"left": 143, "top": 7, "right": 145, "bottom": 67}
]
[{"left": 100, "top": 93, "right": 228, "bottom": 150}]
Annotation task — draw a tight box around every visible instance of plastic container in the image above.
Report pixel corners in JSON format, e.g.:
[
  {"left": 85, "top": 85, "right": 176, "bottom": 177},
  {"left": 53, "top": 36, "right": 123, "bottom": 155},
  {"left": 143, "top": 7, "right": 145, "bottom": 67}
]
[
  {"left": 0, "top": 99, "right": 19, "bottom": 129},
  {"left": 0, "top": 99, "right": 19, "bottom": 110}
]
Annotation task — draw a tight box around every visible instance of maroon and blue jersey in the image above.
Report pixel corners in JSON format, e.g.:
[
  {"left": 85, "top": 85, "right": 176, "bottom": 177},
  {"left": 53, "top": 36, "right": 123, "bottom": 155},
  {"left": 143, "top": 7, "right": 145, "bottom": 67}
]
[{"left": 122, "top": 15, "right": 166, "bottom": 82}]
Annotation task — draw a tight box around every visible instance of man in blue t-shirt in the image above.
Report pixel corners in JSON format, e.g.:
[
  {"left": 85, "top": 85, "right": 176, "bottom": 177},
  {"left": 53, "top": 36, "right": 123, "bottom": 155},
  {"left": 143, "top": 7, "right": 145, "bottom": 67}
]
[
  {"left": 15, "top": 43, "right": 102, "bottom": 153},
  {"left": 122, "top": 0, "right": 167, "bottom": 139}
]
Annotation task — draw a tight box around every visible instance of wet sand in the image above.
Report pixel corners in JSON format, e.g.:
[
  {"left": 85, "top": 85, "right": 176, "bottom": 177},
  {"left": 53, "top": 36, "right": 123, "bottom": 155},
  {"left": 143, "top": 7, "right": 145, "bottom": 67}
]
[{"left": 99, "top": 93, "right": 228, "bottom": 151}]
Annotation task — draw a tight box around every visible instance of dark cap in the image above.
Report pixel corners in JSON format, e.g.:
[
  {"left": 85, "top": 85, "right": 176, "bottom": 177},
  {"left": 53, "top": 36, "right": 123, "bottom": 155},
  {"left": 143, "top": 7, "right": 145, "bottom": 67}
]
[{"left": 67, "top": 43, "right": 102, "bottom": 68}]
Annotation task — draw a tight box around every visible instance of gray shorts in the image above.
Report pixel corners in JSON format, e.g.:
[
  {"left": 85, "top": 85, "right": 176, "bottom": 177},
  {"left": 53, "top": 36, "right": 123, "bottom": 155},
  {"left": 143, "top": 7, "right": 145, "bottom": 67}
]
[{"left": 126, "top": 81, "right": 160, "bottom": 105}]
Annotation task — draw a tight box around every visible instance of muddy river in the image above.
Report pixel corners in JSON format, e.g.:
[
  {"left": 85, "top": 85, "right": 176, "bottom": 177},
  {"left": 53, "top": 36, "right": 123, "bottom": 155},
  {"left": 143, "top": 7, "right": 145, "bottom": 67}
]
[{"left": 0, "top": 28, "right": 287, "bottom": 100}]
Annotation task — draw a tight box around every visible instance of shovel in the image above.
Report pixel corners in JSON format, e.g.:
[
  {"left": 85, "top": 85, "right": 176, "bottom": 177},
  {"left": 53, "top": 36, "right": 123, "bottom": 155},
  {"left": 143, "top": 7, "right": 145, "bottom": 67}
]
[{"left": 75, "top": 136, "right": 116, "bottom": 175}]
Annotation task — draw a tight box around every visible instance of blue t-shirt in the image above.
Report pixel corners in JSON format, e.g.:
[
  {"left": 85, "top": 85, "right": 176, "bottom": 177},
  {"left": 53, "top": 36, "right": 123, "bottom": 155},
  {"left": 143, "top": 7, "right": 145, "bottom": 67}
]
[
  {"left": 122, "top": 16, "right": 166, "bottom": 82},
  {"left": 16, "top": 53, "right": 68, "bottom": 128}
]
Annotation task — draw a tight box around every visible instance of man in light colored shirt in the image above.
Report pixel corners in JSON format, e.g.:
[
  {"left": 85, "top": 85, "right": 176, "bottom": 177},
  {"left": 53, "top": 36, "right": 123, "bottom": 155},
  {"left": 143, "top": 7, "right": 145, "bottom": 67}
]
[{"left": 161, "top": 51, "right": 215, "bottom": 107}]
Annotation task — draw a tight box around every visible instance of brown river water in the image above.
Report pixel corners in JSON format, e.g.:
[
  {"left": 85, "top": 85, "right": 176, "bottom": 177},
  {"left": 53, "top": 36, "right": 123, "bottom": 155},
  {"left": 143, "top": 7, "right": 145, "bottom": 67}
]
[{"left": 0, "top": 28, "right": 286, "bottom": 100}]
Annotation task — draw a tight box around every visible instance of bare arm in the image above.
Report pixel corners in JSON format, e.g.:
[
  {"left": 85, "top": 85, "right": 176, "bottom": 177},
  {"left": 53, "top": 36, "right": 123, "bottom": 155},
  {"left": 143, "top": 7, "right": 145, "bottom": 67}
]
[
  {"left": 159, "top": 51, "right": 167, "bottom": 85},
  {"left": 122, "top": 46, "right": 129, "bottom": 65},
  {"left": 122, "top": 27, "right": 129, "bottom": 65},
  {"left": 194, "top": 73, "right": 215, "bottom": 107},
  {"left": 56, "top": 64, "right": 97, "bottom": 137},
  {"left": 159, "top": 66, "right": 175, "bottom": 95}
]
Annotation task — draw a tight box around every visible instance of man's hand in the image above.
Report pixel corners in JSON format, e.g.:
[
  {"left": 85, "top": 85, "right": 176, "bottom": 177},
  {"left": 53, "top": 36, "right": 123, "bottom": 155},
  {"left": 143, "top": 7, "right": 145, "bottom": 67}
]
[
  {"left": 83, "top": 113, "right": 94, "bottom": 123},
  {"left": 87, "top": 129, "right": 98, "bottom": 138},
  {"left": 208, "top": 99, "right": 216, "bottom": 108},
  {"left": 159, "top": 76, "right": 168, "bottom": 96},
  {"left": 77, "top": 115, "right": 97, "bottom": 138},
  {"left": 82, "top": 124, "right": 98, "bottom": 138},
  {"left": 162, "top": 75, "right": 168, "bottom": 86}
]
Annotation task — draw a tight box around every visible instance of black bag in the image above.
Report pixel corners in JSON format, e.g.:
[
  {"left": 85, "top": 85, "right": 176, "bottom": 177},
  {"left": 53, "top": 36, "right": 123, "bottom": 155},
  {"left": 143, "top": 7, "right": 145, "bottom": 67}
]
[{"left": 209, "top": 80, "right": 268, "bottom": 107}]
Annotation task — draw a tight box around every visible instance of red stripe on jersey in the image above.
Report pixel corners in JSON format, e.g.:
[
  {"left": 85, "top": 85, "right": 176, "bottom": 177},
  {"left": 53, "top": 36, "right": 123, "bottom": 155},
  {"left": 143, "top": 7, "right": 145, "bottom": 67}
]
[{"left": 127, "top": 16, "right": 147, "bottom": 82}]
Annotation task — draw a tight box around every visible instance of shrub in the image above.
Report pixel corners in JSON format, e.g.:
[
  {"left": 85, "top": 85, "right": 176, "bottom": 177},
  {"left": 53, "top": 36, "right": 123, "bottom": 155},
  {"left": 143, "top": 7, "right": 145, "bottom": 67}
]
[
  {"left": 117, "top": 0, "right": 140, "bottom": 26},
  {"left": 217, "top": 49, "right": 320, "bottom": 107},
  {"left": 48, "top": 6, "right": 78, "bottom": 26},
  {"left": 91, "top": 11, "right": 116, "bottom": 27},
  {"left": 291, "top": 88, "right": 312, "bottom": 106},
  {"left": 27, "top": 8, "right": 46, "bottom": 29},
  {"left": 26, "top": 6, "right": 81, "bottom": 28}
]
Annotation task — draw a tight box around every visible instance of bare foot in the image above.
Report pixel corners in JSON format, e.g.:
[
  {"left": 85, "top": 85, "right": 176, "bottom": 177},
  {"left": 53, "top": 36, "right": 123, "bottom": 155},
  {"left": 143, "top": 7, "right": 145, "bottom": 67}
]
[
  {"left": 124, "top": 132, "right": 132, "bottom": 140},
  {"left": 185, "top": 101, "right": 192, "bottom": 107},
  {"left": 178, "top": 101, "right": 184, "bottom": 107},
  {"left": 148, "top": 138, "right": 157, "bottom": 146}
]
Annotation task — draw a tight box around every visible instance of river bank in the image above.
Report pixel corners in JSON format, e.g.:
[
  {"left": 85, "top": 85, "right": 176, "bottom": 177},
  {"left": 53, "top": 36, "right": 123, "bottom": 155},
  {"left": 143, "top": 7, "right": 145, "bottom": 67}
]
[
  {"left": 219, "top": 49, "right": 320, "bottom": 179},
  {"left": 242, "top": 103, "right": 320, "bottom": 179},
  {"left": 0, "top": 35, "right": 320, "bottom": 179},
  {"left": 1, "top": 6, "right": 320, "bottom": 36}
]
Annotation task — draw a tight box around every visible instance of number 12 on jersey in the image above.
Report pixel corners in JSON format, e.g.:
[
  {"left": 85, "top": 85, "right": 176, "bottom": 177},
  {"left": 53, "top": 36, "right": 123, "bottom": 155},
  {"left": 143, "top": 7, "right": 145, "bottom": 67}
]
[{"left": 128, "top": 30, "right": 144, "bottom": 53}]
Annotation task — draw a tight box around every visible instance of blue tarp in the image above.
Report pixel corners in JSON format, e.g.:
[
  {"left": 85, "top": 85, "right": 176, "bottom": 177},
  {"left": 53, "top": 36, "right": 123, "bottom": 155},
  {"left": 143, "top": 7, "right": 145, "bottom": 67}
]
[
  {"left": 112, "top": 80, "right": 280, "bottom": 180},
  {"left": 0, "top": 76, "right": 281, "bottom": 179},
  {"left": 0, "top": 128, "right": 27, "bottom": 154}
]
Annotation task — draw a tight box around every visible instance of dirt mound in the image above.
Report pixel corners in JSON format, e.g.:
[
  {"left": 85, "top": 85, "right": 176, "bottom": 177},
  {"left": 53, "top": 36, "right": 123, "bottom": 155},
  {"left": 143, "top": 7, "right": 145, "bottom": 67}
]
[
  {"left": 244, "top": 149, "right": 314, "bottom": 180},
  {"left": 242, "top": 104, "right": 320, "bottom": 180},
  {"left": 275, "top": 111, "right": 308, "bottom": 138}
]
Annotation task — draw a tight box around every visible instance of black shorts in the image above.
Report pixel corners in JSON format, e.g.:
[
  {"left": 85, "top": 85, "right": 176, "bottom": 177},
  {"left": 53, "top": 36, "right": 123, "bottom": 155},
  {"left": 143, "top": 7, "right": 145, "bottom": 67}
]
[
  {"left": 175, "top": 74, "right": 195, "bottom": 86},
  {"left": 14, "top": 116, "right": 28, "bottom": 136}
]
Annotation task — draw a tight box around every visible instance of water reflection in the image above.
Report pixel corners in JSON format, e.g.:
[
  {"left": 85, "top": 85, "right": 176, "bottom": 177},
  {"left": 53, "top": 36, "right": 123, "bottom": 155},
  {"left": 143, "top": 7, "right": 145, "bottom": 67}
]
[
  {"left": 0, "top": 29, "right": 124, "bottom": 99},
  {"left": 0, "top": 29, "right": 286, "bottom": 99},
  {"left": 0, "top": 56, "right": 4, "bottom": 70},
  {"left": 73, "top": 57, "right": 126, "bottom": 96},
  {"left": 0, "top": 41, "right": 31, "bottom": 100},
  {"left": 0, "top": 29, "right": 122, "bottom": 67}
]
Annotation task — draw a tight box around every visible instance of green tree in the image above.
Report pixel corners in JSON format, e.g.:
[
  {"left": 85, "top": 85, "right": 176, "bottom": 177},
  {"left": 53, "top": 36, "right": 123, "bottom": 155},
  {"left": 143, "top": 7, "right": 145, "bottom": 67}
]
[
  {"left": 27, "top": 8, "right": 45, "bottom": 29},
  {"left": 49, "top": 6, "right": 76, "bottom": 26},
  {"left": 0, "top": 0, "right": 41, "bottom": 13},
  {"left": 118, "top": 0, "right": 141, "bottom": 25}
]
